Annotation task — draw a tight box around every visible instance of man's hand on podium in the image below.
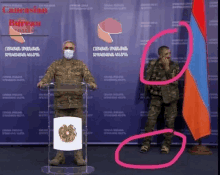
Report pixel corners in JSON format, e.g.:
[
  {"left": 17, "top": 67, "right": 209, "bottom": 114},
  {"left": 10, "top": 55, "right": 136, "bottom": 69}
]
[
  {"left": 37, "top": 81, "right": 46, "bottom": 88},
  {"left": 89, "top": 82, "right": 97, "bottom": 90}
]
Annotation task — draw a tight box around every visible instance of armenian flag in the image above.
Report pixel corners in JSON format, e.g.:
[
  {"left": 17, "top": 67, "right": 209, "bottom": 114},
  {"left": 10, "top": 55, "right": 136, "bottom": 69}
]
[{"left": 183, "top": 0, "right": 211, "bottom": 141}]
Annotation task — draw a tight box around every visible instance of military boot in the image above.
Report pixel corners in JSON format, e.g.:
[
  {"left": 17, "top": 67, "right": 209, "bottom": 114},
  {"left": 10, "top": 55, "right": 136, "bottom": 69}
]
[
  {"left": 49, "top": 151, "right": 65, "bottom": 166},
  {"left": 74, "top": 150, "right": 86, "bottom": 166}
]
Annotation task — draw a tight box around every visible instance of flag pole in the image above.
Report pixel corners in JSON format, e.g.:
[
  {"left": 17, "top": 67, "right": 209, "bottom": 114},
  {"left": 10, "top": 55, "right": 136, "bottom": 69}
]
[{"left": 188, "top": 138, "right": 212, "bottom": 155}]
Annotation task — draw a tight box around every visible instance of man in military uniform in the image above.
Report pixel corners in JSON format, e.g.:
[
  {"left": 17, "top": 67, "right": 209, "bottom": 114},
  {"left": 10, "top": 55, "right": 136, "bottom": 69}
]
[
  {"left": 37, "top": 40, "right": 97, "bottom": 166},
  {"left": 140, "top": 46, "right": 179, "bottom": 154}
]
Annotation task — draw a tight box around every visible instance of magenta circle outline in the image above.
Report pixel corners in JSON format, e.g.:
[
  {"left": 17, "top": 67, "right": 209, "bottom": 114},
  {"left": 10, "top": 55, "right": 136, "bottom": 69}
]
[
  {"left": 114, "top": 129, "right": 187, "bottom": 169},
  {"left": 139, "top": 21, "right": 193, "bottom": 85}
]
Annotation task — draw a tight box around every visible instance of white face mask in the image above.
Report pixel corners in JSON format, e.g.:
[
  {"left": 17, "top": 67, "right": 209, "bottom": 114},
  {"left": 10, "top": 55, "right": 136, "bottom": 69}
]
[{"left": 64, "top": 50, "right": 74, "bottom": 59}]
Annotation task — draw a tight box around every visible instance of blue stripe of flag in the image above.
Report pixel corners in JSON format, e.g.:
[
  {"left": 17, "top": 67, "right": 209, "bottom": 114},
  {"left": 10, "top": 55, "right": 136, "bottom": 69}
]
[{"left": 188, "top": 15, "right": 210, "bottom": 110}]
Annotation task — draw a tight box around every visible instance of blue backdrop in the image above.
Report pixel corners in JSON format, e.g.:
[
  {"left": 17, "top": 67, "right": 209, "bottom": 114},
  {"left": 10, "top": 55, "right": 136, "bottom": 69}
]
[{"left": 0, "top": 0, "right": 218, "bottom": 145}]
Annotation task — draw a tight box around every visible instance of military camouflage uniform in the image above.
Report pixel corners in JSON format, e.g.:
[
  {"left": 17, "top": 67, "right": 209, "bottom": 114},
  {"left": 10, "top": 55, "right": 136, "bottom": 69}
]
[
  {"left": 143, "top": 58, "right": 179, "bottom": 148},
  {"left": 41, "top": 56, "right": 96, "bottom": 160},
  {"left": 41, "top": 56, "right": 96, "bottom": 111}
]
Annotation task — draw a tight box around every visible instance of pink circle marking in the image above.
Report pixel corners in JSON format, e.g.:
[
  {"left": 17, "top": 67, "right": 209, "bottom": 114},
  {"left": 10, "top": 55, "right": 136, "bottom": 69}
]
[
  {"left": 115, "top": 129, "right": 187, "bottom": 169},
  {"left": 139, "top": 21, "right": 193, "bottom": 85}
]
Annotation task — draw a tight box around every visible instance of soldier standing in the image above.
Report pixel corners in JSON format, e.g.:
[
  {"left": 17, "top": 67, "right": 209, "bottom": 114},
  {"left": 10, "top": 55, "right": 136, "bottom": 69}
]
[
  {"left": 140, "top": 46, "right": 179, "bottom": 154},
  {"left": 37, "top": 40, "right": 97, "bottom": 166}
]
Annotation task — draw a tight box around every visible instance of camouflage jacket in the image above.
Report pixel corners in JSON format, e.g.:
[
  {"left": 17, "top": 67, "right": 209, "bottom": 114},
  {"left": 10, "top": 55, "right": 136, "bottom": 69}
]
[
  {"left": 144, "top": 58, "right": 179, "bottom": 103},
  {"left": 41, "top": 57, "right": 96, "bottom": 109}
]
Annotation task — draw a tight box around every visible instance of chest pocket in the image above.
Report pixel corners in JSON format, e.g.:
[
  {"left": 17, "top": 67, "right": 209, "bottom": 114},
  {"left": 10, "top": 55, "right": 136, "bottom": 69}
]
[
  {"left": 55, "top": 69, "right": 65, "bottom": 77},
  {"left": 151, "top": 65, "right": 163, "bottom": 80},
  {"left": 70, "top": 68, "right": 82, "bottom": 77}
]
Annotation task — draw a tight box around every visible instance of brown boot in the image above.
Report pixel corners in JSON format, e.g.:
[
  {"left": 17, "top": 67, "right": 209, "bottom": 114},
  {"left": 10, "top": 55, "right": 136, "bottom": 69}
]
[
  {"left": 74, "top": 150, "right": 86, "bottom": 166},
  {"left": 49, "top": 151, "right": 65, "bottom": 166}
]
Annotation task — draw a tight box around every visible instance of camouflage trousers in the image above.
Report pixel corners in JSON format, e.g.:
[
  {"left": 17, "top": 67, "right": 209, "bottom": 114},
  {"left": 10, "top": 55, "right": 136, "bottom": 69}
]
[
  {"left": 54, "top": 108, "right": 85, "bottom": 154},
  {"left": 142, "top": 95, "right": 178, "bottom": 148},
  {"left": 54, "top": 108, "right": 85, "bottom": 125}
]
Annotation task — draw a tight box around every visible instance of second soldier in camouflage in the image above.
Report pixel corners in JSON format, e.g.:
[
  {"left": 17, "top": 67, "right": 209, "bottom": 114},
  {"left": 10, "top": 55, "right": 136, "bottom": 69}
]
[{"left": 140, "top": 46, "right": 179, "bottom": 154}]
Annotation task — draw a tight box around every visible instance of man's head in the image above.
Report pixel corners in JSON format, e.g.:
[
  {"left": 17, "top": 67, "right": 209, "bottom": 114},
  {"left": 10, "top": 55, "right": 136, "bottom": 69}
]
[
  {"left": 63, "top": 40, "right": 75, "bottom": 52},
  {"left": 158, "top": 46, "right": 171, "bottom": 63},
  {"left": 62, "top": 40, "right": 75, "bottom": 59}
]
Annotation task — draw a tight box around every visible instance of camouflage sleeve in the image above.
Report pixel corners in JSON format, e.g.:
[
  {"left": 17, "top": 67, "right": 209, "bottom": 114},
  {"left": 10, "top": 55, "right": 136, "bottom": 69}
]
[
  {"left": 144, "top": 60, "right": 155, "bottom": 96},
  {"left": 145, "top": 60, "right": 155, "bottom": 81},
  {"left": 165, "top": 62, "right": 180, "bottom": 86},
  {"left": 81, "top": 62, "right": 96, "bottom": 85},
  {"left": 40, "top": 61, "right": 56, "bottom": 84}
]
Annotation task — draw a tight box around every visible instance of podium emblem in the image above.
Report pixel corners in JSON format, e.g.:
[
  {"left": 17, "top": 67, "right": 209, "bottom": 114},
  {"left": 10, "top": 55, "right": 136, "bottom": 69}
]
[
  {"left": 59, "top": 124, "right": 77, "bottom": 143},
  {"left": 54, "top": 116, "right": 82, "bottom": 151}
]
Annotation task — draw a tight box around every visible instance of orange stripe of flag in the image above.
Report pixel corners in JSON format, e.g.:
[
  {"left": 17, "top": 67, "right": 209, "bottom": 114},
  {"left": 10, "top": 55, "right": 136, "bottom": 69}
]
[{"left": 183, "top": 70, "right": 211, "bottom": 140}]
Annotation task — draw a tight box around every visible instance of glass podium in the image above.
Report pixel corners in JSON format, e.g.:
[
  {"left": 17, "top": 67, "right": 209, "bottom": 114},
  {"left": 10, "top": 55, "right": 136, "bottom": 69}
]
[{"left": 40, "top": 81, "right": 95, "bottom": 175}]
